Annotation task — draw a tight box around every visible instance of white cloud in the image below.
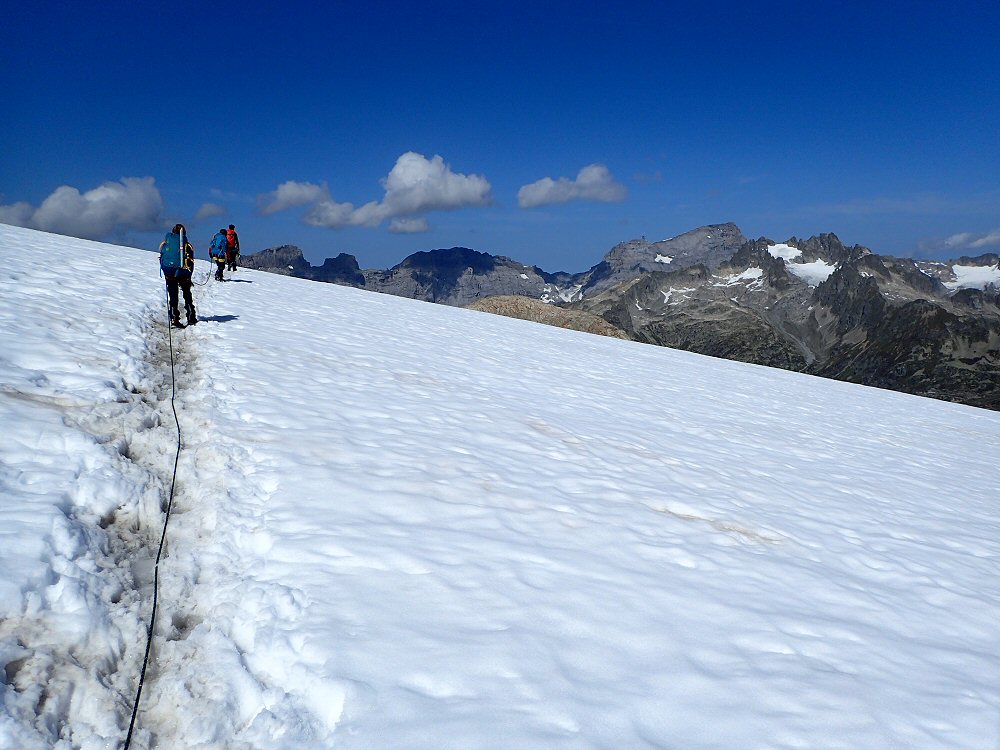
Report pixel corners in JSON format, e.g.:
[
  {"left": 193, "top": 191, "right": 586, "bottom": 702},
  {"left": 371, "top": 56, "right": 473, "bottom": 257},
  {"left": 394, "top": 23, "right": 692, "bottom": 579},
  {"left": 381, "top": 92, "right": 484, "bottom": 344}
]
[
  {"left": 195, "top": 202, "right": 226, "bottom": 221},
  {"left": 259, "top": 153, "right": 492, "bottom": 230},
  {"left": 389, "top": 217, "right": 430, "bottom": 234},
  {"left": 518, "top": 164, "right": 627, "bottom": 208},
  {"left": 945, "top": 229, "right": 1000, "bottom": 250},
  {"left": 258, "top": 181, "right": 331, "bottom": 216},
  {"left": 303, "top": 199, "right": 380, "bottom": 228},
  {"left": 380, "top": 152, "right": 492, "bottom": 216},
  {"left": 0, "top": 177, "right": 164, "bottom": 240}
]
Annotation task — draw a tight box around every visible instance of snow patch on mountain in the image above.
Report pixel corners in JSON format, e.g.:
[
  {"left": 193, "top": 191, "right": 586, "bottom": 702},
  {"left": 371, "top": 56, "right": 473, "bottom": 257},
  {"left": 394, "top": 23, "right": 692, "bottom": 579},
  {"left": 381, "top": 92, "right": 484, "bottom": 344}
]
[
  {"left": 541, "top": 284, "right": 583, "bottom": 303},
  {"left": 946, "top": 263, "right": 1000, "bottom": 290},
  {"left": 660, "top": 286, "right": 698, "bottom": 304},
  {"left": 715, "top": 267, "right": 765, "bottom": 287},
  {"left": 786, "top": 260, "right": 838, "bottom": 286},
  {"left": 767, "top": 243, "right": 802, "bottom": 261}
]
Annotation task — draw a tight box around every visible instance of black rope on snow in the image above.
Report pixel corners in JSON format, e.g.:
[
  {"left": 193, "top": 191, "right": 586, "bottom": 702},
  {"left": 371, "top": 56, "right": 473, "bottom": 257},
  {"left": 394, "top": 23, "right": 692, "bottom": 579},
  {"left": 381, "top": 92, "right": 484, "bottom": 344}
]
[
  {"left": 122, "top": 289, "right": 185, "bottom": 749},
  {"left": 192, "top": 265, "right": 213, "bottom": 286}
]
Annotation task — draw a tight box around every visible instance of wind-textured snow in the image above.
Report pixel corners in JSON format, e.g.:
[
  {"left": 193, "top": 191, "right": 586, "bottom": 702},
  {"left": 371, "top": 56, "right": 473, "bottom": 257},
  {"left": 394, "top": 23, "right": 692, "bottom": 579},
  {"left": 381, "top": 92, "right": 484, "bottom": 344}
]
[{"left": 2, "top": 223, "right": 1000, "bottom": 749}]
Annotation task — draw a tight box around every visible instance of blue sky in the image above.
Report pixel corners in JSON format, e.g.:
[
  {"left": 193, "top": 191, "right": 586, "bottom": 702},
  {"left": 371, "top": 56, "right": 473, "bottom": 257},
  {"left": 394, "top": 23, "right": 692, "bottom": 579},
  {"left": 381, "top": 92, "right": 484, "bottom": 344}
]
[{"left": 2, "top": 0, "right": 998, "bottom": 271}]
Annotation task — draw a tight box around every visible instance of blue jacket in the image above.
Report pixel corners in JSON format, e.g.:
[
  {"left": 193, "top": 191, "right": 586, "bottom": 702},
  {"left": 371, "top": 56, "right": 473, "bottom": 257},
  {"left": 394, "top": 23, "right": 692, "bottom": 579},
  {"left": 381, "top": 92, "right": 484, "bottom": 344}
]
[{"left": 209, "top": 232, "right": 228, "bottom": 260}]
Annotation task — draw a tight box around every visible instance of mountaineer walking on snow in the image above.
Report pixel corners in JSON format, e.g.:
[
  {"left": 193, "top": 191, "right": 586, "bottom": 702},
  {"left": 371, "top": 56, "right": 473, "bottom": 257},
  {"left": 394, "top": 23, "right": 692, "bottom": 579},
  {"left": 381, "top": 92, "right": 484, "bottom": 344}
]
[
  {"left": 226, "top": 224, "right": 240, "bottom": 271},
  {"left": 159, "top": 223, "right": 197, "bottom": 327},
  {"left": 209, "top": 228, "right": 228, "bottom": 281}
]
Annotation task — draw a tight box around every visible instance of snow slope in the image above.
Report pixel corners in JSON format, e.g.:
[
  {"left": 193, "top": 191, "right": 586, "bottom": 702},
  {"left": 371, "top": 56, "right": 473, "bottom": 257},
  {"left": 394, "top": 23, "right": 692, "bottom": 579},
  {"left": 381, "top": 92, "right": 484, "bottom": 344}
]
[
  {"left": 766, "top": 243, "right": 837, "bottom": 285},
  {"left": 946, "top": 263, "right": 1000, "bottom": 290},
  {"left": 2, "top": 224, "right": 1000, "bottom": 749}
]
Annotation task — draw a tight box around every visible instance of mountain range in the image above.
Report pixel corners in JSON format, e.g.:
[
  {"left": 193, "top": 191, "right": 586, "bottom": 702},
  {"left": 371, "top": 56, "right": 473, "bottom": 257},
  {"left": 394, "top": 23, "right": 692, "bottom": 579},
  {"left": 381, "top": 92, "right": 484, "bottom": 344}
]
[{"left": 241, "top": 223, "right": 1000, "bottom": 410}]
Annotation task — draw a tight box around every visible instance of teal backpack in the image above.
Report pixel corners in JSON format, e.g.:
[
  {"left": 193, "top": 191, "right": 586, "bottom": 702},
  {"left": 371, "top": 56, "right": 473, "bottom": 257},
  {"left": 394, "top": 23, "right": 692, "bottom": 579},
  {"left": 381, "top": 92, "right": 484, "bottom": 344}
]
[{"left": 160, "top": 230, "right": 185, "bottom": 270}]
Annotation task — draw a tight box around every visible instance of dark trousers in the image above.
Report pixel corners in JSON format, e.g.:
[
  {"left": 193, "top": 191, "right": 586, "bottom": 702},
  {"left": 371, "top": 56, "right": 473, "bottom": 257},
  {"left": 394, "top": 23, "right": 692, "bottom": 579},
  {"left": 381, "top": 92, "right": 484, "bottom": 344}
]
[
  {"left": 165, "top": 269, "right": 195, "bottom": 322},
  {"left": 214, "top": 258, "right": 226, "bottom": 280},
  {"left": 226, "top": 249, "right": 238, "bottom": 271}
]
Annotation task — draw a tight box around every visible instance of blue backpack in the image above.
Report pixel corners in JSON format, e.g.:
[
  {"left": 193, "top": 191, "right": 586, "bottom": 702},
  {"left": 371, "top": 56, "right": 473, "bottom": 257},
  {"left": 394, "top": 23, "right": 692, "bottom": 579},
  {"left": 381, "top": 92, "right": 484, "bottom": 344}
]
[
  {"left": 209, "top": 232, "right": 227, "bottom": 259},
  {"left": 160, "top": 231, "right": 184, "bottom": 269}
]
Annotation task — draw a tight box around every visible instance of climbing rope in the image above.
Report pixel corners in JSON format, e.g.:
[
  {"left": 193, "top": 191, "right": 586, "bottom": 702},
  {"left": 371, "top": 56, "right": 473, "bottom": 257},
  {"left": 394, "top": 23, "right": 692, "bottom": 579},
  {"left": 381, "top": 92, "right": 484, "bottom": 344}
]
[
  {"left": 122, "top": 289, "right": 186, "bottom": 749},
  {"left": 192, "top": 262, "right": 213, "bottom": 286}
]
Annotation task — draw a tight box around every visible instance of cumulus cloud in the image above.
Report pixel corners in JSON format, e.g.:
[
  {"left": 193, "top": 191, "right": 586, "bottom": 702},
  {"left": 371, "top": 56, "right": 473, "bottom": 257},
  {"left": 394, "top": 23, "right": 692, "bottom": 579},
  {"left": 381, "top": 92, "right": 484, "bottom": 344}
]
[
  {"left": 945, "top": 229, "right": 1000, "bottom": 250},
  {"left": 258, "top": 180, "right": 331, "bottom": 216},
  {"left": 518, "top": 164, "right": 627, "bottom": 208},
  {"left": 379, "top": 152, "right": 492, "bottom": 217},
  {"left": 0, "top": 177, "right": 164, "bottom": 240},
  {"left": 195, "top": 202, "right": 226, "bottom": 221},
  {"left": 303, "top": 198, "right": 377, "bottom": 228},
  {"left": 259, "top": 153, "right": 492, "bottom": 230}
]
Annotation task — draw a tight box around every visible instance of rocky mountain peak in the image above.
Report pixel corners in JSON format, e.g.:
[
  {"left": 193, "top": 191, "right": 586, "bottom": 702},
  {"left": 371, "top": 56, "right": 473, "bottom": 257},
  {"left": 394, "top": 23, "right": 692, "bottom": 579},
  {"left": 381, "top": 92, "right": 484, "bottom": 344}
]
[
  {"left": 579, "top": 222, "right": 748, "bottom": 297},
  {"left": 786, "top": 233, "right": 870, "bottom": 264},
  {"left": 393, "top": 247, "right": 498, "bottom": 275},
  {"left": 240, "top": 245, "right": 310, "bottom": 274}
]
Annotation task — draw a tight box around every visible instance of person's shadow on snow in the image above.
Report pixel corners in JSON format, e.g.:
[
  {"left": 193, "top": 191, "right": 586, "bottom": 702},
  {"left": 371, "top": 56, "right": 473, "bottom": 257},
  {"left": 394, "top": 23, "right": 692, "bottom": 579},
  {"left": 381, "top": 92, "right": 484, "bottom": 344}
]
[
  {"left": 200, "top": 315, "right": 240, "bottom": 323},
  {"left": 226, "top": 279, "right": 253, "bottom": 283}
]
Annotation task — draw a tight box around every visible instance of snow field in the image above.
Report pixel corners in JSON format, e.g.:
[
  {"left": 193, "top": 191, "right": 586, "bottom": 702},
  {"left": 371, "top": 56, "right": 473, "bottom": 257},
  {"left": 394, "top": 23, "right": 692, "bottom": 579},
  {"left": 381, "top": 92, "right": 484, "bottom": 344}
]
[
  {"left": 0, "top": 230, "right": 175, "bottom": 749},
  {"left": 1, "top": 223, "right": 999, "bottom": 749},
  {"left": 189, "top": 259, "right": 1000, "bottom": 748}
]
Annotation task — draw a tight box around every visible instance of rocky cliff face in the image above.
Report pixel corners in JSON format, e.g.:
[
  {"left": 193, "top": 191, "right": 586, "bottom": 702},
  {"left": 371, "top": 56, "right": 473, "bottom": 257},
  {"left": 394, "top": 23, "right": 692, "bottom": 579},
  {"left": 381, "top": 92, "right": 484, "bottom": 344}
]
[
  {"left": 239, "top": 245, "right": 364, "bottom": 285},
  {"left": 239, "top": 245, "right": 312, "bottom": 275},
  {"left": 565, "top": 222, "right": 748, "bottom": 299},
  {"left": 361, "top": 247, "right": 565, "bottom": 306},
  {"left": 573, "top": 234, "right": 1000, "bottom": 409}
]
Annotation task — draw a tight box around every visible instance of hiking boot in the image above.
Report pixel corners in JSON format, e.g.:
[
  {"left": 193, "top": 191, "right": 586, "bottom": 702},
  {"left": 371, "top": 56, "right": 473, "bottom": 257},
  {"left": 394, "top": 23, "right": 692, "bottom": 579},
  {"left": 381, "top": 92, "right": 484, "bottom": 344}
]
[{"left": 187, "top": 308, "right": 197, "bottom": 325}]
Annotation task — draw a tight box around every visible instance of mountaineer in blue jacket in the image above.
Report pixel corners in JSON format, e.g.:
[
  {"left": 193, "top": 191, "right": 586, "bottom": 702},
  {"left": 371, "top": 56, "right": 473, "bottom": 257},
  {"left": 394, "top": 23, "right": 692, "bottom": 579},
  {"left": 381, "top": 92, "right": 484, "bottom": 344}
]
[
  {"left": 208, "top": 228, "right": 228, "bottom": 281},
  {"left": 158, "top": 223, "right": 197, "bottom": 327}
]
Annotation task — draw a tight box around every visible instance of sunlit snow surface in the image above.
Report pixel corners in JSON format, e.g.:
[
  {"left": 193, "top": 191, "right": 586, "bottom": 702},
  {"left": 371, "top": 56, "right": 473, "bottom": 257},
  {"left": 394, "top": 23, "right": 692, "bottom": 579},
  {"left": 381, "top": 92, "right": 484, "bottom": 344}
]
[
  {"left": 715, "top": 267, "right": 764, "bottom": 287},
  {"left": 2, "top": 224, "right": 1000, "bottom": 749},
  {"left": 946, "top": 263, "right": 1000, "bottom": 290},
  {"left": 767, "top": 243, "right": 802, "bottom": 261},
  {"left": 785, "top": 259, "right": 837, "bottom": 286},
  {"left": 767, "top": 243, "right": 837, "bottom": 285}
]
